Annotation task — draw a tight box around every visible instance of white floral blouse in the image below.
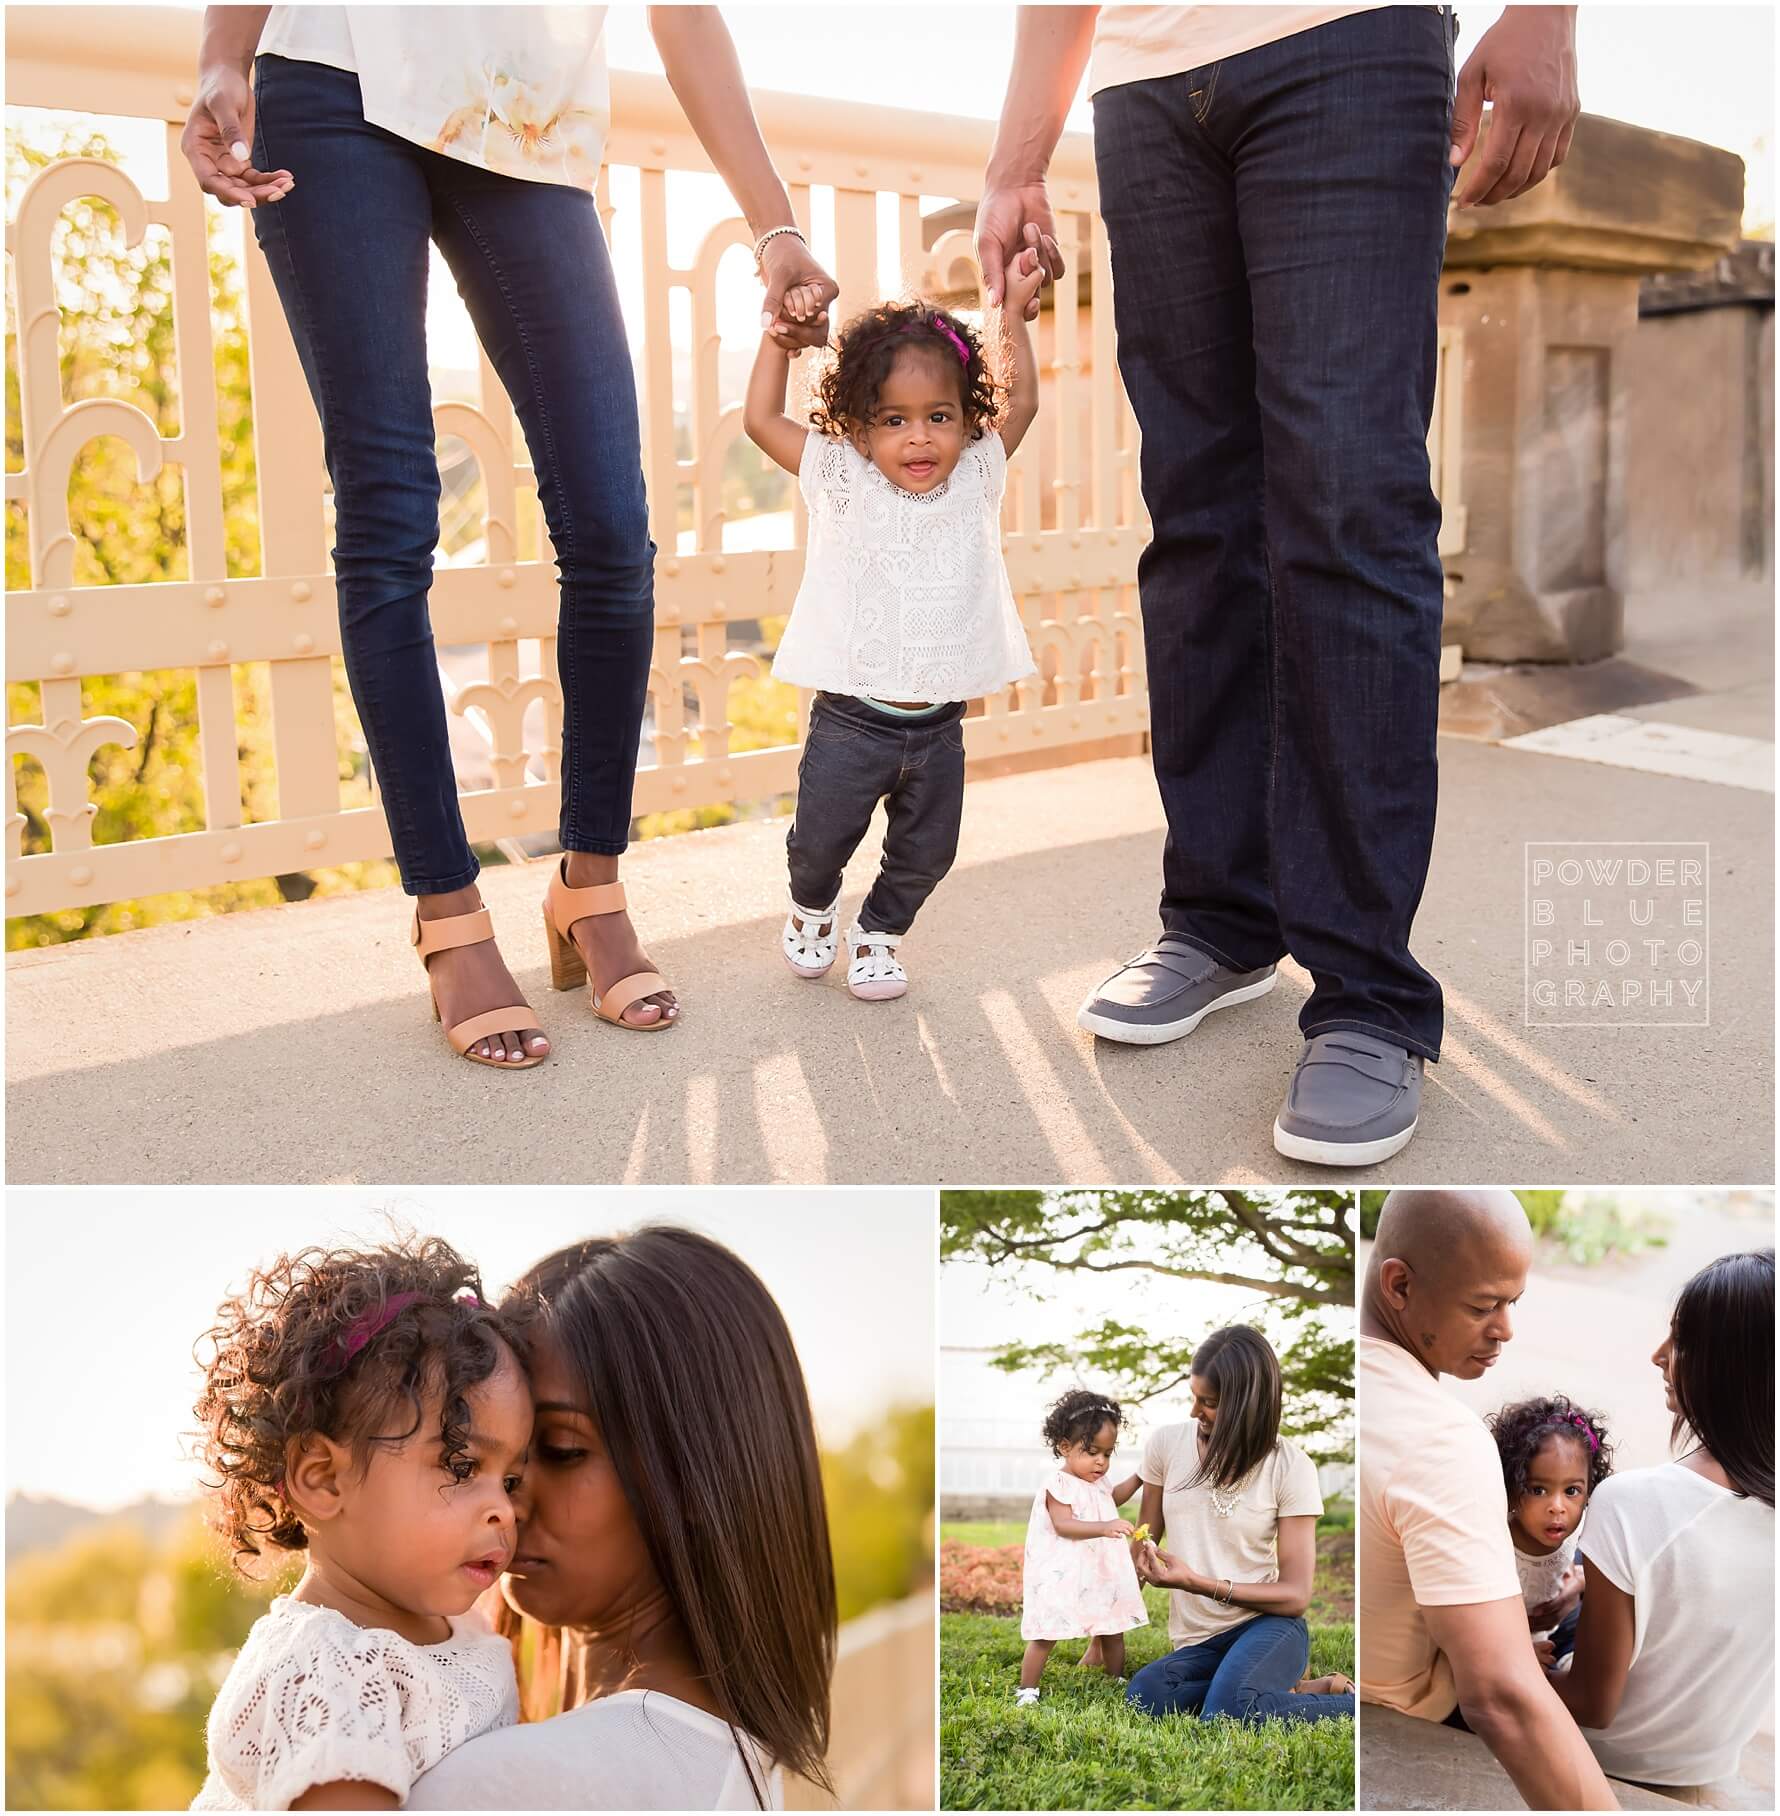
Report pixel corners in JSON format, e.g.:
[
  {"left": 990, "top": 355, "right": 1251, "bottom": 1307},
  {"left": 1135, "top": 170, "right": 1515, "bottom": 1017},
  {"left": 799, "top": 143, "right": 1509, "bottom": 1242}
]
[{"left": 258, "top": 6, "right": 610, "bottom": 189}]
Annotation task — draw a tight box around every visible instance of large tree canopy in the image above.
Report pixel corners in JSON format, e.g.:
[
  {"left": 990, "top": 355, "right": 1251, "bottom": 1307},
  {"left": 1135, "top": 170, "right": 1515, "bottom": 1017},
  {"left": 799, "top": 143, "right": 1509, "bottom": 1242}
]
[{"left": 943, "top": 1189, "right": 1354, "bottom": 1465}]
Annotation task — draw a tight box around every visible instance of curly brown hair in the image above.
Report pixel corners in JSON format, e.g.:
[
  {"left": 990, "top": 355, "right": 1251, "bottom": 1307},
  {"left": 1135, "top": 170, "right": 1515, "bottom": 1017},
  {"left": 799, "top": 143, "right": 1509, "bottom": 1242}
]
[
  {"left": 193, "top": 1235, "right": 520, "bottom": 1573},
  {"left": 809, "top": 298, "right": 1001, "bottom": 441},
  {"left": 1041, "top": 1388, "right": 1126, "bottom": 1456},
  {"left": 1487, "top": 1394, "right": 1615, "bottom": 1499}
]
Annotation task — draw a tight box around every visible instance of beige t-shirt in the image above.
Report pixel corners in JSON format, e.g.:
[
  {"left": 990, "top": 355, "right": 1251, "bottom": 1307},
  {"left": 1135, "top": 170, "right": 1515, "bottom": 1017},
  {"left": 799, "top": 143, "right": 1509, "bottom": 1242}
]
[
  {"left": 1090, "top": 7, "right": 1385, "bottom": 95},
  {"left": 1140, "top": 1424, "right": 1323, "bottom": 1648},
  {"left": 1357, "top": 1335, "right": 1522, "bottom": 1721}
]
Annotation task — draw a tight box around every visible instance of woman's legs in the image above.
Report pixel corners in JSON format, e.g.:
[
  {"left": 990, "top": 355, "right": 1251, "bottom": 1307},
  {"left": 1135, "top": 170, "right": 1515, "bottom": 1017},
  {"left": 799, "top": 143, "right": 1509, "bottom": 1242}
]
[
  {"left": 1201, "top": 1614, "right": 1353, "bottom": 1724},
  {"left": 252, "top": 55, "right": 544, "bottom": 1060},
  {"left": 1125, "top": 1634, "right": 1231, "bottom": 1717},
  {"left": 429, "top": 161, "right": 671, "bottom": 1025}
]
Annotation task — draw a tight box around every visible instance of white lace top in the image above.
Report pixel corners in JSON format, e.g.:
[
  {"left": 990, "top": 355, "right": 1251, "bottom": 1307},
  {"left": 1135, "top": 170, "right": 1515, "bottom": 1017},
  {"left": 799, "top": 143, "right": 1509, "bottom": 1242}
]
[
  {"left": 772, "top": 430, "right": 1037, "bottom": 703},
  {"left": 258, "top": 7, "right": 610, "bottom": 189},
  {"left": 191, "top": 1597, "right": 519, "bottom": 1810}
]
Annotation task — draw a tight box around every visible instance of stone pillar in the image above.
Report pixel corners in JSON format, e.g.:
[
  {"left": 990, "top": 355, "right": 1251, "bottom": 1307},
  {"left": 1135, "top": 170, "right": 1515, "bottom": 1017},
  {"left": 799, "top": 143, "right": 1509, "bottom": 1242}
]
[{"left": 1439, "top": 114, "right": 1745, "bottom": 662}]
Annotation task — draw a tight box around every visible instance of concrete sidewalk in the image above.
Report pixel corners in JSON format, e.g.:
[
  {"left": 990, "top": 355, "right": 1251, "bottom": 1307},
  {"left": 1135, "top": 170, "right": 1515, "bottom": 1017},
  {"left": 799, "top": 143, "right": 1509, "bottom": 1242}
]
[{"left": 7, "top": 720, "right": 1771, "bottom": 1184}]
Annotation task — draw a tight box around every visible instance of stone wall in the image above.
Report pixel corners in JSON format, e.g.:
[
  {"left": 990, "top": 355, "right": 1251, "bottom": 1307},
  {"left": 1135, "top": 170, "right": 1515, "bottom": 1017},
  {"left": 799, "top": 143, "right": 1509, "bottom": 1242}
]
[{"left": 1625, "top": 242, "right": 1775, "bottom": 589}]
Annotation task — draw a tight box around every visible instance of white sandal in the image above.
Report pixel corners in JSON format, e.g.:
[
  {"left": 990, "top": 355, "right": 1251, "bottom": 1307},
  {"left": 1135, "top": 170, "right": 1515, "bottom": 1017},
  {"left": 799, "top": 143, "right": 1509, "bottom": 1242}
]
[
  {"left": 782, "top": 894, "right": 841, "bottom": 978},
  {"left": 846, "top": 924, "right": 907, "bottom": 1001}
]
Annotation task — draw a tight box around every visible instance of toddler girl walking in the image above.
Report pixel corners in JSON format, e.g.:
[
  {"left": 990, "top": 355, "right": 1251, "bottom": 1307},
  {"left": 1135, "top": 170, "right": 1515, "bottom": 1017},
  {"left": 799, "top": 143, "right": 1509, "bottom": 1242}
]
[
  {"left": 1017, "top": 1389, "right": 1149, "bottom": 1707},
  {"left": 190, "top": 1237, "right": 533, "bottom": 1810},
  {"left": 742, "top": 248, "right": 1046, "bottom": 999},
  {"left": 1487, "top": 1394, "right": 1614, "bottom": 1660}
]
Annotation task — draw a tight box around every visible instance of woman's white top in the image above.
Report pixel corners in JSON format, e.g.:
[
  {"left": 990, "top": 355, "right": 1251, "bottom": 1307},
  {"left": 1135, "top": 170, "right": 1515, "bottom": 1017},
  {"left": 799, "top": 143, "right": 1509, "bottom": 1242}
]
[
  {"left": 1141, "top": 1427, "right": 1323, "bottom": 1647},
  {"left": 1566, "top": 1463, "right": 1775, "bottom": 1786},
  {"left": 191, "top": 1596, "right": 518, "bottom": 1810},
  {"left": 773, "top": 431, "right": 1036, "bottom": 704},
  {"left": 403, "top": 1687, "right": 783, "bottom": 1810},
  {"left": 258, "top": 7, "right": 610, "bottom": 189},
  {"left": 1512, "top": 1527, "right": 1579, "bottom": 1634}
]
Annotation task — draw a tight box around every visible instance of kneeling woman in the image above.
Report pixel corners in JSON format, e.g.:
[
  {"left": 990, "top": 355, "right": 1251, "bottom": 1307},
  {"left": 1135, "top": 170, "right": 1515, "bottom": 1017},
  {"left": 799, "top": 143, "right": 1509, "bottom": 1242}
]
[{"left": 1127, "top": 1325, "right": 1354, "bottom": 1724}]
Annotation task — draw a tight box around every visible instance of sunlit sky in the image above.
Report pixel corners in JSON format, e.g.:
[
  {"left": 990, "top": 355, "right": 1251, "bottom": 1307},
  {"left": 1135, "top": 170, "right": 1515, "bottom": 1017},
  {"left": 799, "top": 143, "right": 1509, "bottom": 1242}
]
[
  {"left": 5, "top": 1186, "right": 935, "bottom": 1511},
  {"left": 10, "top": 4, "right": 1773, "bottom": 378}
]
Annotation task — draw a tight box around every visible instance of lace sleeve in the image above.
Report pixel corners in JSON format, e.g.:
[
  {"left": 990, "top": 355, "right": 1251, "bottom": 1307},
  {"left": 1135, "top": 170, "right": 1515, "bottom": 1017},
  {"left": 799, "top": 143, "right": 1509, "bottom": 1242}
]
[
  {"left": 798, "top": 431, "right": 854, "bottom": 511},
  {"left": 208, "top": 1616, "right": 417, "bottom": 1810}
]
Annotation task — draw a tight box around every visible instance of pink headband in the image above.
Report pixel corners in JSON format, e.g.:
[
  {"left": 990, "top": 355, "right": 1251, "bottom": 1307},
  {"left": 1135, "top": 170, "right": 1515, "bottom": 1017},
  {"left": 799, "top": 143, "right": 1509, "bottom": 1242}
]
[
  {"left": 324, "top": 1289, "right": 479, "bottom": 1374},
  {"left": 1567, "top": 1413, "right": 1598, "bottom": 1453},
  {"left": 902, "top": 314, "right": 971, "bottom": 367}
]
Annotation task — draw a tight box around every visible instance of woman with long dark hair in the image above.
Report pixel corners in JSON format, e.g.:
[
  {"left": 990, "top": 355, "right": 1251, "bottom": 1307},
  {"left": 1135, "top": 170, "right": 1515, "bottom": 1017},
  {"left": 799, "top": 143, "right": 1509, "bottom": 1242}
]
[
  {"left": 1548, "top": 1248, "right": 1774, "bottom": 1787},
  {"left": 1125, "top": 1325, "right": 1354, "bottom": 1724},
  {"left": 404, "top": 1226, "right": 836, "bottom": 1808}
]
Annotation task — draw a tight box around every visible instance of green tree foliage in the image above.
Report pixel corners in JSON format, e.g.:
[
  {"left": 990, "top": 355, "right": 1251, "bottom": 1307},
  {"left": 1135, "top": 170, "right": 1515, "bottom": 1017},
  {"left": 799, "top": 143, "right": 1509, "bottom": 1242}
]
[{"left": 942, "top": 1189, "right": 1353, "bottom": 1464}]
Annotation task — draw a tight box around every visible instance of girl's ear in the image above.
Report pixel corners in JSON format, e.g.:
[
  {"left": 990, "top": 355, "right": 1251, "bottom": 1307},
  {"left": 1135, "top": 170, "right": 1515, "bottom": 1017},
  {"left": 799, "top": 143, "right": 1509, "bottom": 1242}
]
[{"left": 283, "top": 1433, "right": 352, "bottom": 1529}]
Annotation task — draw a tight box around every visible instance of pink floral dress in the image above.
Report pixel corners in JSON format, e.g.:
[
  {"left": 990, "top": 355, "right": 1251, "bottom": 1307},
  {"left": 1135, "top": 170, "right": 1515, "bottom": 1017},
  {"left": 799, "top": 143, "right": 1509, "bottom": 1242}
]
[{"left": 1020, "top": 1467, "right": 1150, "bottom": 1642}]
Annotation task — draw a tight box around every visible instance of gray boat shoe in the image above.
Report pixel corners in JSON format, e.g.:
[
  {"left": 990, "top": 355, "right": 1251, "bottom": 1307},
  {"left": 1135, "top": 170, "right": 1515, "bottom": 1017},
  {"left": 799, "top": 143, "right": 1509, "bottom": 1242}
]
[
  {"left": 1077, "top": 937, "right": 1278, "bottom": 1046},
  {"left": 1272, "top": 1030, "right": 1423, "bottom": 1167}
]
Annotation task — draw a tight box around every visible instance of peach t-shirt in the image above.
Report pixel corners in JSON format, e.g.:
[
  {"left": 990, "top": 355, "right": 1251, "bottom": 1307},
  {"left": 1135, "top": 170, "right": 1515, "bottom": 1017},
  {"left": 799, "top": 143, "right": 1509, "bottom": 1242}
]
[
  {"left": 1358, "top": 1335, "right": 1522, "bottom": 1721},
  {"left": 1089, "top": 7, "right": 1385, "bottom": 95}
]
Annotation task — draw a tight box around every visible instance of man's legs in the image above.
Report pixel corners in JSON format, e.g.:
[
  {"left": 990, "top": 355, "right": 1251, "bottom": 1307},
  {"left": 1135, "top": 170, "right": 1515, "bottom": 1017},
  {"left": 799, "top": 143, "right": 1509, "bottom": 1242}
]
[
  {"left": 1227, "top": 6, "right": 1456, "bottom": 1062},
  {"left": 1093, "top": 76, "right": 1284, "bottom": 975}
]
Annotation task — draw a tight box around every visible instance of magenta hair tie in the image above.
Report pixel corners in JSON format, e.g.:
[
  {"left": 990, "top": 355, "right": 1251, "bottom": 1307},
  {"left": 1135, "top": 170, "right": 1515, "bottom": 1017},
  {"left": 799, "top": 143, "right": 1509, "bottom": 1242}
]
[
  {"left": 932, "top": 319, "right": 971, "bottom": 366},
  {"left": 1568, "top": 1413, "right": 1598, "bottom": 1453},
  {"left": 326, "top": 1290, "right": 422, "bottom": 1373}
]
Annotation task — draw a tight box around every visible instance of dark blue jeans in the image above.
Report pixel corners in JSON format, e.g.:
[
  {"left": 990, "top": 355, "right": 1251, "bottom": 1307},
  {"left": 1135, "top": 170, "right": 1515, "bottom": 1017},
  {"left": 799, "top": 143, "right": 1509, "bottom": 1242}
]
[
  {"left": 786, "top": 693, "right": 967, "bottom": 934},
  {"left": 1126, "top": 1614, "right": 1354, "bottom": 1725},
  {"left": 251, "top": 55, "right": 655, "bottom": 894},
  {"left": 1093, "top": 8, "right": 1457, "bottom": 1060}
]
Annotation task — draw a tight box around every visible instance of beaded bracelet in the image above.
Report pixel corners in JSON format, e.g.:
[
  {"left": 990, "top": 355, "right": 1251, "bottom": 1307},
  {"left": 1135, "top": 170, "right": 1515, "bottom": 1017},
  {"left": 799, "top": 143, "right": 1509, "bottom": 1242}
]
[{"left": 752, "top": 224, "right": 806, "bottom": 272}]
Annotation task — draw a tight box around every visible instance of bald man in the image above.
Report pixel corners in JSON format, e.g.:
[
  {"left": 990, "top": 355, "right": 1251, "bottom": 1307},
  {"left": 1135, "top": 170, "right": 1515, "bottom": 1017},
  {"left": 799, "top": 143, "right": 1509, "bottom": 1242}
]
[{"left": 1360, "top": 1190, "right": 1617, "bottom": 1810}]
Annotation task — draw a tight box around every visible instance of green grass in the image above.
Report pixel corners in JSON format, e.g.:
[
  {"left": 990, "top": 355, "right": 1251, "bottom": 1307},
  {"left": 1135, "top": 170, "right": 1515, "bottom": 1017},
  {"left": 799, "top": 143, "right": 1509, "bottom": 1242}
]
[{"left": 941, "top": 1585, "right": 1353, "bottom": 1810}]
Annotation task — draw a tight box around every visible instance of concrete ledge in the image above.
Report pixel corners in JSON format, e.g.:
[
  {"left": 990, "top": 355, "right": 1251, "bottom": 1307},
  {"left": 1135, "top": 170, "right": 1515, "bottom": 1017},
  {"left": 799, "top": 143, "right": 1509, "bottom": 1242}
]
[{"left": 1362, "top": 1705, "right": 1680, "bottom": 1810}]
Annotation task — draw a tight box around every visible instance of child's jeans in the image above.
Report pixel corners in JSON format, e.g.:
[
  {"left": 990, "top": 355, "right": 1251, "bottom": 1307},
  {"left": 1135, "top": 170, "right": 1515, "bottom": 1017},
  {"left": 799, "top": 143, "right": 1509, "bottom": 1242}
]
[{"left": 786, "top": 693, "right": 967, "bottom": 935}]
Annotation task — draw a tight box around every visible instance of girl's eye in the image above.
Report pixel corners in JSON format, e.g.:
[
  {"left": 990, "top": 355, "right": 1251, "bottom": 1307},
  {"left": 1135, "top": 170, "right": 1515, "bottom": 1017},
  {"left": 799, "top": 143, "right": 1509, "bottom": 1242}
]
[
  {"left": 503, "top": 1474, "right": 523, "bottom": 1495},
  {"left": 445, "top": 1457, "right": 476, "bottom": 1482}
]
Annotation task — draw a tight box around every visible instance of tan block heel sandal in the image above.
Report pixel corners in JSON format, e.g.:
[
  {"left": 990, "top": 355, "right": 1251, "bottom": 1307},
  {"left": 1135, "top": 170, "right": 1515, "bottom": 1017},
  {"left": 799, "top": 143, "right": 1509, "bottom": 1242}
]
[
  {"left": 412, "top": 906, "right": 546, "bottom": 1069},
  {"left": 543, "top": 859, "right": 677, "bottom": 1030}
]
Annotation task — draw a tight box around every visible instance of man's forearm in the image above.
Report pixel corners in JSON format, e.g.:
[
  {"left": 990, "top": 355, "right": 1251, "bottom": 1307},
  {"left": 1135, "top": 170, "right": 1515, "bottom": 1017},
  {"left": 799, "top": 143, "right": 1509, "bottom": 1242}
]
[
  {"left": 201, "top": 6, "right": 271, "bottom": 74},
  {"left": 1463, "top": 1679, "right": 1618, "bottom": 1809},
  {"left": 986, "top": 5, "right": 1099, "bottom": 186}
]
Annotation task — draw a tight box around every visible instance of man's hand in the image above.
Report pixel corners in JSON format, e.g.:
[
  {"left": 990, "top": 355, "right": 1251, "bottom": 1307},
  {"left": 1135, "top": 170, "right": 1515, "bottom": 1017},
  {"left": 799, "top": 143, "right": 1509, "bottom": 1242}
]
[
  {"left": 973, "top": 182, "right": 1064, "bottom": 316},
  {"left": 1450, "top": 5, "right": 1580, "bottom": 208},
  {"left": 181, "top": 62, "right": 292, "bottom": 210},
  {"left": 759, "top": 233, "right": 838, "bottom": 355}
]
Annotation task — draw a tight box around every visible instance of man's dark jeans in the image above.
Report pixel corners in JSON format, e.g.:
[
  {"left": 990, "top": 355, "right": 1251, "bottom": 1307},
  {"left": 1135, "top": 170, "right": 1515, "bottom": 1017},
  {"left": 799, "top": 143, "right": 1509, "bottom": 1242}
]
[
  {"left": 252, "top": 54, "right": 655, "bottom": 894},
  {"left": 1093, "top": 7, "right": 1458, "bottom": 1060},
  {"left": 786, "top": 693, "right": 966, "bottom": 934},
  {"left": 1127, "top": 1613, "right": 1354, "bottom": 1724}
]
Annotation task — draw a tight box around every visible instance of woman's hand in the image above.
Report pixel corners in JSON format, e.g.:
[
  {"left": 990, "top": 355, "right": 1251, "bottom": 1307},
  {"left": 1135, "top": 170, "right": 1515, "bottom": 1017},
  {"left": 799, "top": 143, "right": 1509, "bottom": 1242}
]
[
  {"left": 1134, "top": 1539, "right": 1188, "bottom": 1587},
  {"left": 758, "top": 233, "right": 838, "bottom": 355},
  {"left": 181, "top": 61, "right": 292, "bottom": 210}
]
